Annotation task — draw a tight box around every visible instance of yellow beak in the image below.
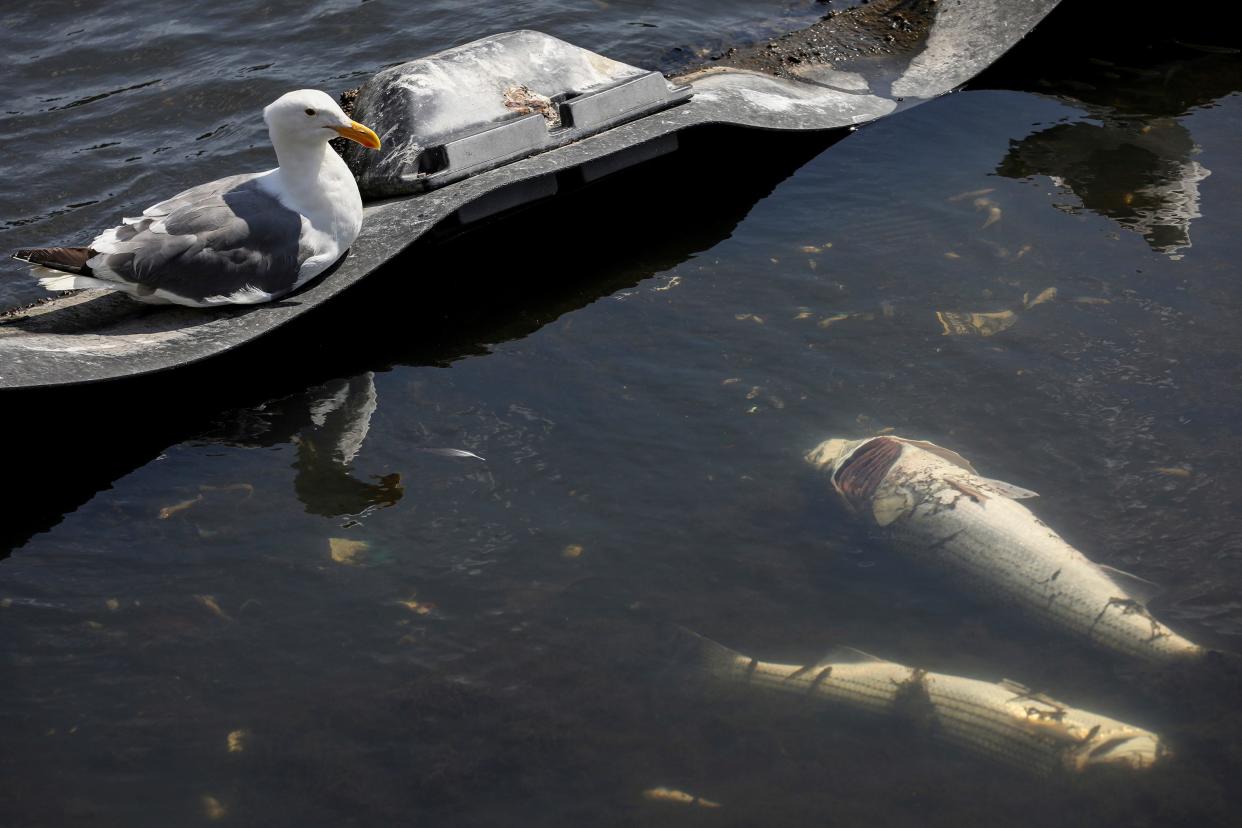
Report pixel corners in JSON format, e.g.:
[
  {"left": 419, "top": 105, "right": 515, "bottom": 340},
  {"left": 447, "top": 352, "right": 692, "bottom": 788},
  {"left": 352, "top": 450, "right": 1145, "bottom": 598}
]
[{"left": 330, "top": 121, "right": 381, "bottom": 150}]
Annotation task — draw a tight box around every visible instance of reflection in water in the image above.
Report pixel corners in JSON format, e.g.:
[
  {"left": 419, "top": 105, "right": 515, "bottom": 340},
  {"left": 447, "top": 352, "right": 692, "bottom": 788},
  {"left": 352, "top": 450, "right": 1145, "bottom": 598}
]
[
  {"left": 205, "top": 372, "right": 403, "bottom": 518},
  {"left": 997, "top": 111, "right": 1210, "bottom": 257},
  {"left": 0, "top": 127, "right": 840, "bottom": 556}
]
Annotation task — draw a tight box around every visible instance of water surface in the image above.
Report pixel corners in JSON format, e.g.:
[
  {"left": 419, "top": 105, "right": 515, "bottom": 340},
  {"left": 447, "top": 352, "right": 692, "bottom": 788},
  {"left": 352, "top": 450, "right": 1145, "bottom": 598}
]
[{"left": 2, "top": 3, "right": 1242, "bottom": 826}]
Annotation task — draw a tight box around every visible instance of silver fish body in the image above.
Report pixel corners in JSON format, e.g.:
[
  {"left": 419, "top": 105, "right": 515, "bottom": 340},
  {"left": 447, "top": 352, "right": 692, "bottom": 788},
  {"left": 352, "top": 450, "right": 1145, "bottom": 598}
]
[
  {"left": 686, "top": 632, "right": 1166, "bottom": 775},
  {"left": 806, "top": 436, "right": 1204, "bottom": 662}
]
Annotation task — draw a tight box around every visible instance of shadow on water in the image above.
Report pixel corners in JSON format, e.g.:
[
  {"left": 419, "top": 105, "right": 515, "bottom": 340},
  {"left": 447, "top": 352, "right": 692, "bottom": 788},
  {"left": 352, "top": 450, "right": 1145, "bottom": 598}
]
[{"left": 0, "top": 126, "right": 842, "bottom": 555}]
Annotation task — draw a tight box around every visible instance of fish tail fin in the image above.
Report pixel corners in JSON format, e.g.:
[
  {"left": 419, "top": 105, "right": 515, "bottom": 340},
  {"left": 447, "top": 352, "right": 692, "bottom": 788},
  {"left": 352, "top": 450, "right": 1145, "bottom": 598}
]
[{"left": 663, "top": 625, "right": 751, "bottom": 683}]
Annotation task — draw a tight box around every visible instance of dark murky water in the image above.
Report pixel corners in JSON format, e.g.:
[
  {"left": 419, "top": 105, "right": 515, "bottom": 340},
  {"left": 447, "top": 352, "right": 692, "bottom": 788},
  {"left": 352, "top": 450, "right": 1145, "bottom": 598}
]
[{"left": 3, "top": 2, "right": 1242, "bottom": 826}]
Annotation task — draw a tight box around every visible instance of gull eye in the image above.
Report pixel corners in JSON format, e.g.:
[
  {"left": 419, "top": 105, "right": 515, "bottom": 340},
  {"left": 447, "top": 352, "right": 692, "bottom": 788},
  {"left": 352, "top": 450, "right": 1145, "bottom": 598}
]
[{"left": 304, "top": 107, "right": 317, "bottom": 117}]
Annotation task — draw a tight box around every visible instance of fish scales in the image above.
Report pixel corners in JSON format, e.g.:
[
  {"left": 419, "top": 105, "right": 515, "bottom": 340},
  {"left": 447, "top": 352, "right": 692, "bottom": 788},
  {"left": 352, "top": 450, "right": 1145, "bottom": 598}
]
[
  {"left": 807, "top": 436, "right": 1204, "bottom": 662},
  {"left": 695, "top": 638, "right": 1164, "bottom": 774}
]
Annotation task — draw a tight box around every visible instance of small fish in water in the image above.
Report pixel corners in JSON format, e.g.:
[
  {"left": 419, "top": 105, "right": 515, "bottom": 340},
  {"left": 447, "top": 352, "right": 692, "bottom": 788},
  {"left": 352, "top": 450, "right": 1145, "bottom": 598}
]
[
  {"left": 676, "top": 629, "right": 1167, "bottom": 775},
  {"left": 159, "top": 495, "right": 203, "bottom": 519},
  {"left": 937, "top": 286, "right": 1056, "bottom": 337},
  {"left": 973, "top": 196, "right": 1002, "bottom": 228},
  {"left": 805, "top": 436, "right": 1205, "bottom": 662},
  {"left": 642, "top": 786, "right": 721, "bottom": 808},
  {"left": 194, "top": 595, "right": 233, "bottom": 622},
  {"left": 947, "top": 187, "right": 995, "bottom": 202},
  {"left": 419, "top": 448, "right": 486, "bottom": 461}
]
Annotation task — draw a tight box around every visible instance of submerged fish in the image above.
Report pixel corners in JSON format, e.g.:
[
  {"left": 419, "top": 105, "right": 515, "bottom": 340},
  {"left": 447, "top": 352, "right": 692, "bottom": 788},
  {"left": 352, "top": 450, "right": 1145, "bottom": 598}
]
[
  {"left": 681, "top": 630, "right": 1166, "bottom": 775},
  {"left": 806, "top": 436, "right": 1204, "bottom": 662}
]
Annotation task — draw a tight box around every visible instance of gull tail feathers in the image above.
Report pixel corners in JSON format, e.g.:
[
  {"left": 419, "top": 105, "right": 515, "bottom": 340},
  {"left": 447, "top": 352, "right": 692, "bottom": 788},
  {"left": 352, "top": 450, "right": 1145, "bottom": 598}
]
[
  {"left": 13, "top": 247, "right": 93, "bottom": 276},
  {"left": 36, "top": 274, "right": 116, "bottom": 292}
]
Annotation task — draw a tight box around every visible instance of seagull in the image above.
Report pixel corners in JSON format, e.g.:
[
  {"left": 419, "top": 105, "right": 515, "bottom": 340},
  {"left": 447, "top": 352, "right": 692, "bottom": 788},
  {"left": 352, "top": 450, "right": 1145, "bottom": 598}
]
[{"left": 12, "top": 89, "right": 381, "bottom": 307}]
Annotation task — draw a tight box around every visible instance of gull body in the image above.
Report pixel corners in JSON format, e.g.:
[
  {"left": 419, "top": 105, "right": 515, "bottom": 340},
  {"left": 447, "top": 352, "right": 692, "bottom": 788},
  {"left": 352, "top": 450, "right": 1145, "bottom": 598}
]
[{"left": 13, "top": 89, "right": 381, "bottom": 307}]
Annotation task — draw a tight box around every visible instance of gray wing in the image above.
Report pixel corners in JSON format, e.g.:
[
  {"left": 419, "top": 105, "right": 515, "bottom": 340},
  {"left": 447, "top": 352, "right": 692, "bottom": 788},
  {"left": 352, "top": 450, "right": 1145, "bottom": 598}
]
[{"left": 88, "top": 175, "right": 312, "bottom": 304}]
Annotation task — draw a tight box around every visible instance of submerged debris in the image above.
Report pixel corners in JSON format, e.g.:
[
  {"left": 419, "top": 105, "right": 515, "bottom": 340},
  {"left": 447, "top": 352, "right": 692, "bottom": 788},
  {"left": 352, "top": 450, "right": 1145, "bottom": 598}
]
[
  {"left": 642, "top": 787, "right": 721, "bottom": 808},
  {"left": 937, "top": 308, "right": 1017, "bottom": 337},
  {"left": 195, "top": 595, "right": 233, "bottom": 622},
  {"left": 329, "top": 537, "right": 369, "bottom": 565},
  {"left": 398, "top": 594, "right": 435, "bottom": 615},
  {"left": 227, "top": 729, "right": 248, "bottom": 753},
  {"left": 201, "top": 795, "right": 227, "bottom": 821},
  {"left": 936, "top": 286, "right": 1057, "bottom": 337}
]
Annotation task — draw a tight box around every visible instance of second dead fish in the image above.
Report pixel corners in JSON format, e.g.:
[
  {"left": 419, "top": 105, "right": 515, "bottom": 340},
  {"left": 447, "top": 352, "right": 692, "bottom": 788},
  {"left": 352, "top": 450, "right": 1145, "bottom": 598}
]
[{"left": 677, "top": 629, "right": 1166, "bottom": 775}]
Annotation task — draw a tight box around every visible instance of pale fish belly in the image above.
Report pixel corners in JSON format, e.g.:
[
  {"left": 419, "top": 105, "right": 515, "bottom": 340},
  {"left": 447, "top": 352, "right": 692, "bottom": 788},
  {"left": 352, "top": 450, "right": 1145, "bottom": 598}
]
[{"left": 704, "top": 644, "right": 1165, "bottom": 775}]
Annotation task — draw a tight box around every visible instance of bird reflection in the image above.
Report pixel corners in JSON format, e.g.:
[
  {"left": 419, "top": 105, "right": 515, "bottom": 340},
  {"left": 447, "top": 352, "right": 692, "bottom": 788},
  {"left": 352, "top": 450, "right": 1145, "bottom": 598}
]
[
  {"left": 996, "top": 112, "right": 1209, "bottom": 257},
  {"left": 207, "top": 371, "right": 403, "bottom": 518},
  {"left": 988, "top": 40, "right": 1242, "bottom": 259}
]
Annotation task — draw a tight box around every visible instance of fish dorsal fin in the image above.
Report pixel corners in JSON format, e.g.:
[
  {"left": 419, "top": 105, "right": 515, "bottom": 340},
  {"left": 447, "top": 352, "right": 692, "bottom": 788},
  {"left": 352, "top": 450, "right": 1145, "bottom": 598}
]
[
  {"left": 894, "top": 438, "right": 1037, "bottom": 499},
  {"left": 999, "top": 678, "right": 1031, "bottom": 695},
  {"left": 999, "top": 679, "right": 1062, "bottom": 707},
  {"left": 893, "top": 438, "right": 978, "bottom": 474},
  {"left": 1098, "top": 564, "right": 1162, "bottom": 603},
  {"left": 974, "top": 476, "right": 1039, "bottom": 500},
  {"left": 819, "top": 645, "right": 887, "bottom": 665}
]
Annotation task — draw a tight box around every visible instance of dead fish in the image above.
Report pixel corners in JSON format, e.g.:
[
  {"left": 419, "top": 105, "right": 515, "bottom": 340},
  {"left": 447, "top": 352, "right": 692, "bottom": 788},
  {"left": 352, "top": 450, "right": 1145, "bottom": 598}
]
[
  {"left": 805, "top": 436, "right": 1205, "bottom": 662},
  {"left": 679, "top": 630, "right": 1166, "bottom": 775}
]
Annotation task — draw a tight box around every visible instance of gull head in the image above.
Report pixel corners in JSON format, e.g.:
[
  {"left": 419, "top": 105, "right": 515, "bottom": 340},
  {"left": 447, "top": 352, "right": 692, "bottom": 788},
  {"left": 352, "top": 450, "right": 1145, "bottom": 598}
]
[{"left": 263, "top": 89, "right": 380, "bottom": 151}]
